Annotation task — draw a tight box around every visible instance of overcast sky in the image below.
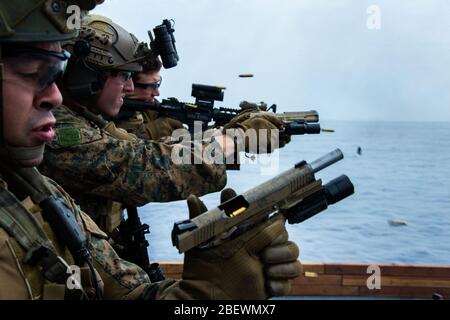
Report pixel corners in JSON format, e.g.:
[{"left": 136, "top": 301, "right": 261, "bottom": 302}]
[{"left": 93, "top": 0, "right": 450, "bottom": 121}]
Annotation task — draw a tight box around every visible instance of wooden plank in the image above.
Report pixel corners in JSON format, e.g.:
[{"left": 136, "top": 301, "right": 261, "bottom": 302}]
[
  {"left": 379, "top": 265, "right": 450, "bottom": 278},
  {"left": 159, "top": 262, "right": 450, "bottom": 278},
  {"left": 158, "top": 262, "right": 450, "bottom": 297},
  {"left": 294, "top": 274, "right": 342, "bottom": 286},
  {"left": 324, "top": 263, "right": 371, "bottom": 275},
  {"left": 160, "top": 262, "right": 183, "bottom": 278},
  {"left": 159, "top": 262, "right": 183, "bottom": 268},
  {"left": 290, "top": 284, "right": 359, "bottom": 296},
  {"left": 324, "top": 263, "right": 450, "bottom": 278},
  {"left": 359, "top": 286, "right": 450, "bottom": 298},
  {"left": 343, "top": 275, "right": 450, "bottom": 288}
]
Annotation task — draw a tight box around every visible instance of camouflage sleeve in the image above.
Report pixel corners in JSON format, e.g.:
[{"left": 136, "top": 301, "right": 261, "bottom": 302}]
[
  {"left": 40, "top": 105, "right": 227, "bottom": 207},
  {"left": 48, "top": 178, "right": 173, "bottom": 300}
]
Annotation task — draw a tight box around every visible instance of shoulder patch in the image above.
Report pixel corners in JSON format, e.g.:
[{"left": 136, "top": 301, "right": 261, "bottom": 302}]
[{"left": 56, "top": 128, "right": 81, "bottom": 147}]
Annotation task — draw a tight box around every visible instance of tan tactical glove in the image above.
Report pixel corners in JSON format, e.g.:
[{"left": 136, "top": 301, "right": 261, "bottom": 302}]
[
  {"left": 223, "top": 110, "right": 291, "bottom": 153},
  {"left": 157, "top": 188, "right": 302, "bottom": 300},
  {"left": 142, "top": 110, "right": 184, "bottom": 140}
]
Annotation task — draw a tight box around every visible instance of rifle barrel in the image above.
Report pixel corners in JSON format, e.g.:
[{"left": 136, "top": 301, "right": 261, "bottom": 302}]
[{"left": 286, "top": 122, "right": 321, "bottom": 135}]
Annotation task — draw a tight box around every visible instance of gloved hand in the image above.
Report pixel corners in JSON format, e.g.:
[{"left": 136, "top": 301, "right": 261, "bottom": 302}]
[
  {"left": 142, "top": 110, "right": 184, "bottom": 140},
  {"left": 223, "top": 110, "right": 291, "bottom": 153},
  {"left": 157, "top": 188, "right": 302, "bottom": 300}
]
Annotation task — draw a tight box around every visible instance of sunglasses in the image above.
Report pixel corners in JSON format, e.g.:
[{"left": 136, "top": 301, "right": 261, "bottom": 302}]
[
  {"left": 108, "top": 70, "right": 134, "bottom": 82},
  {"left": 2, "top": 45, "right": 71, "bottom": 61},
  {"left": 134, "top": 77, "right": 162, "bottom": 90},
  {"left": 2, "top": 45, "right": 71, "bottom": 92}
]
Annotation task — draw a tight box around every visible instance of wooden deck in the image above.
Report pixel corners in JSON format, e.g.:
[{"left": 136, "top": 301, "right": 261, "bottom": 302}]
[{"left": 160, "top": 262, "right": 450, "bottom": 299}]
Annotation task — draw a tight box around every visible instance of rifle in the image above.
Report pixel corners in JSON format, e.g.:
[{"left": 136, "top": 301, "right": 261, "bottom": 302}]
[
  {"left": 119, "top": 207, "right": 165, "bottom": 282},
  {"left": 117, "top": 83, "right": 321, "bottom": 134},
  {"left": 171, "top": 149, "right": 354, "bottom": 253},
  {"left": 239, "top": 100, "right": 319, "bottom": 123}
]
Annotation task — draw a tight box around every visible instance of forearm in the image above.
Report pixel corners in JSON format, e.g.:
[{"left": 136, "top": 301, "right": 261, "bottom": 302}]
[{"left": 42, "top": 135, "right": 227, "bottom": 206}]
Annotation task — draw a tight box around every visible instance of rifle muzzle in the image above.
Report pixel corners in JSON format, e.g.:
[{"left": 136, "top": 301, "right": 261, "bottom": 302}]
[{"left": 285, "top": 121, "right": 321, "bottom": 135}]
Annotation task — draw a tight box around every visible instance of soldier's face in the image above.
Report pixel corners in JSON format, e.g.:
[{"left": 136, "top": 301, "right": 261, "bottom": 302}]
[
  {"left": 2, "top": 43, "right": 63, "bottom": 152},
  {"left": 127, "top": 71, "right": 161, "bottom": 102},
  {"left": 96, "top": 73, "right": 134, "bottom": 117}
]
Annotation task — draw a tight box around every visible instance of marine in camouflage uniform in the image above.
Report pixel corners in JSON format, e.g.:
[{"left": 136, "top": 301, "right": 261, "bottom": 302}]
[
  {"left": 38, "top": 15, "right": 227, "bottom": 237},
  {"left": 42, "top": 103, "right": 227, "bottom": 231},
  {"left": 0, "top": 0, "right": 301, "bottom": 300},
  {"left": 38, "top": 14, "right": 290, "bottom": 239},
  {"left": 0, "top": 170, "right": 301, "bottom": 300},
  {"left": 0, "top": 0, "right": 158, "bottom": 300},
  {"left": 0, "top": 172, "right": 160, "bottom": 299}
]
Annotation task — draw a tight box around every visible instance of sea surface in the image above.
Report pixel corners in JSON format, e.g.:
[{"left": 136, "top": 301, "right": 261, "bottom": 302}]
[{"left": 139, "top": 121, "right": 450, "bottom": 265}]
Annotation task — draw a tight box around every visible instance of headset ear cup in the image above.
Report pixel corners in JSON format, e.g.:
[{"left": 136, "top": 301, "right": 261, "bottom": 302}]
[{"left": 73, "top": 39, "right": 91, "bottom": 59}]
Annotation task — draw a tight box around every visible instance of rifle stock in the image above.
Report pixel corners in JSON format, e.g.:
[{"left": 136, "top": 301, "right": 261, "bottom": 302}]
[{"left": 119, "top": 207, "right": 165, "bottom": 282}]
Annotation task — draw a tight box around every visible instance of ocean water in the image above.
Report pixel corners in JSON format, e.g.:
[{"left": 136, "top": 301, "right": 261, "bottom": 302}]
[{"left": 140, "top": 121, "right": 450, "bottom": 265}]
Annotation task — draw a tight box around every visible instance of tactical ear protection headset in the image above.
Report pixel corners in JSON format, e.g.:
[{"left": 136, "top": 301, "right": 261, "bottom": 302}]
[
  {"left": 73, "top": 38, "right": 92, "bottom": 59},
  {"left": 63, "top": 14, "right": 145, "bottom": 101},
  {"left": 63, "top": 37, "right": 104, "bottom": 100}
]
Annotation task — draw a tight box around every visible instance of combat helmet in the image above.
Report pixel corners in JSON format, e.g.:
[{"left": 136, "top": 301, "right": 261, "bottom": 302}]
[
  {"left": 0, "top": 0, "right": 104, "bottom": 149},
  {"left": 63, "top": 14, "right": 145, "bottom": 100},
  {"left": 0, "top": 0, "right": 103, "bottom": 43}
]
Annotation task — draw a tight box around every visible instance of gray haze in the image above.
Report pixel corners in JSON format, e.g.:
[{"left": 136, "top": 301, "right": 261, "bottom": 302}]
[{"left": 93, "top": 0, "right": 450, "bottom": 121}]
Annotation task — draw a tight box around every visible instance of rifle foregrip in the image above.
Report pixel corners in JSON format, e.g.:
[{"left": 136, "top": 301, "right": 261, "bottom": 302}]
[{"left": 285, "top": 122, "right": 321, "bottom": 135}]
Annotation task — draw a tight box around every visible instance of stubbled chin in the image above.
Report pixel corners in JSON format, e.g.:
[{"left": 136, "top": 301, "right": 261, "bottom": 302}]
[{"left": 113, "top": 102, "right": 123, "bottom": 115}]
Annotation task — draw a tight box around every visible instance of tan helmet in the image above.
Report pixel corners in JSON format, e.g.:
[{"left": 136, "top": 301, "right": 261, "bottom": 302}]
[
  {"left": 63, "top": 14, "right": 145, "bottom": 99},
  {"left": 66, "top": 14, "right": 143, "bottom": 72},
  {"left": 0, "top": 0, "right": 104, "bottom": 43}
]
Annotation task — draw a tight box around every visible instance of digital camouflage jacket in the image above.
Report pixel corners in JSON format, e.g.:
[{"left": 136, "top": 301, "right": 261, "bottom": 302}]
[{"left": 38, "top": 104, "right": 227, "bottom": 232}]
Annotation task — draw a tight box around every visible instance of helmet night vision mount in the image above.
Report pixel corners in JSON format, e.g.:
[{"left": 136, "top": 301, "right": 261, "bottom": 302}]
[{"left": 148, "top": 19, "right": 179, "bottom": 69}]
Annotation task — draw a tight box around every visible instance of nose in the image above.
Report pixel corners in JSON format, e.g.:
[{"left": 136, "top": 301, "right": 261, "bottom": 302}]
[
  {"left": 123, "top": 78, "right": 134, "bottom": 93},
  {"left": 153, "top": 87, "right": 160, "bottom": 97},
  {"left": 34, "top": 82, "right": 63, "bottom": 111}
]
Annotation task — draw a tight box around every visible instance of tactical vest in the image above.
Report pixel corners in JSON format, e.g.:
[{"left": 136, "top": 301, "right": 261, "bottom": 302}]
[{"left": 0, "top": 182, "right": 100, "bottom": 299}]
